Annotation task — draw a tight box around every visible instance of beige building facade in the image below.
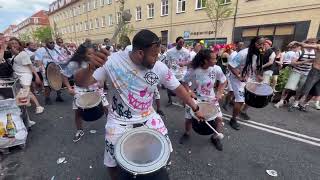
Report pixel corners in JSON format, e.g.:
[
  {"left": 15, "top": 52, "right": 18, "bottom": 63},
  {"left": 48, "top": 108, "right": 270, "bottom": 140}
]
[{"left": 48, "top": 0, "right": 320, "bottom": 49}]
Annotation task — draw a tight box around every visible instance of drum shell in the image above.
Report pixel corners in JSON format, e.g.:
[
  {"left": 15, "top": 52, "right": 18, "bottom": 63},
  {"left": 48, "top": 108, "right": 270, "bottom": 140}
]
[
  {"left": 118, "top": 167, "right": 170, "bottom": 180},
  {"left": 78, "top": 102, "right": 104, "bottom": 121},
  {"left": 191, "top": 118, "right": 216, "bottom": 135},
  {"left": 244, "top": 88, "right": 273, "bottom": 108}
]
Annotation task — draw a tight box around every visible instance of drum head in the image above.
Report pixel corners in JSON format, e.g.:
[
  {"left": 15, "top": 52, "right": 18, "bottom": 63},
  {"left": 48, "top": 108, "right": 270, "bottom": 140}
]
[
  {"left": 245, "top": 82, "right": 273, "bottom": 96},
  {"left": 46, "top": 62, "right": 62, "bottom": 91},
  {"left": 75, "top": 92, "right": 101, "bottom": 109},
  {"left": 190, "top": 102, "right": 219, "bottom": 121},
  {"left": 115, "top": 128, "right": 170, "bottom": 175}
]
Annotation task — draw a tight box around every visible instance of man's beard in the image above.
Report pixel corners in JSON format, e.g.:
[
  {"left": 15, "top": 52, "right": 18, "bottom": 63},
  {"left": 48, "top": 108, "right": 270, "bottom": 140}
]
[
  {"left": 142, "top": 57, "right": 154, "bottom": 69},
  {"left": 176, "top": 45, "right": 182, "bottom": 50}
]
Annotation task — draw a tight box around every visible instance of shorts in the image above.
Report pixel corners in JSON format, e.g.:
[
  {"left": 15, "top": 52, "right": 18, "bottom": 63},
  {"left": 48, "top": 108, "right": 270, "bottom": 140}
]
[
  {"left": 103, "top": 113, "right": 172, "bottom": 167},
  {"left": 40, "top": 70, "right": 49, "bottom": 87},
  {"left": 262, "top": 70, "right": 273, "bottom": 85},
  {"left": 229, "top": 75, "right": 246, "bottom": 103},
  {"left": 227, "top": 75, "right": 233, "bottom": 92},
  {"left": 284, "top": 71, "right": 307, "bottom": 91},
  {"left": 184, "top": 99, "right": 222, "bottom": 120},
  {"left": 300, "top": 67, "right": 320, "bottom": 96},
  {"left": 15, "top": 73, "right": 33, "bottom": 86},
  {"left": 32, "top": 72, "right": 43, "bottom": 82}
]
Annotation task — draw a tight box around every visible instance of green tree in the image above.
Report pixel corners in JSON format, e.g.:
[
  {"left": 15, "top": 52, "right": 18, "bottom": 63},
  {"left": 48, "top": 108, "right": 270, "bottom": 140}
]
[
  {"left": 19, "top": 32, "right": 31, "bottom": 42},
  {"left": 205, "top": 0, "right": 234, "bottom": 45},
  {"left": 33, "top": 26, "right": 53, "bottom": 43}
]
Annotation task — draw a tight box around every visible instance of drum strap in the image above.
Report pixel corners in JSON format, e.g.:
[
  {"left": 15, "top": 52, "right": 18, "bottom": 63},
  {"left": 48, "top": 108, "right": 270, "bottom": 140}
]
[{"left": 45, "top": 47, "right": 56, "bottom": 63}]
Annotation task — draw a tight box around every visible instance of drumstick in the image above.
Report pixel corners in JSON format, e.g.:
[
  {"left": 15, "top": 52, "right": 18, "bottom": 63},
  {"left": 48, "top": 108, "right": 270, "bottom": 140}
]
[{"left": 204, "top": 121, "right": 224, "bottom": 140}]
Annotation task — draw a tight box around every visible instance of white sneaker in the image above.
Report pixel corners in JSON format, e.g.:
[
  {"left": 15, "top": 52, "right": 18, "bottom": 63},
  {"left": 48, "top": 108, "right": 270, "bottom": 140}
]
[
  {"left": 73, "top": 130, "right": 85, "bottom": 142},
  {"left": 28, "top": 120, "right": 36, "bottom": 127},
  {"left": 315, "top": 101, "right": 320, "bottom": 110},
  {"left": 274, "top": 100, "right": 284, "bottom": 108},
  {"left": 35, "top": 106, "right": 44, "bottom": 114}
]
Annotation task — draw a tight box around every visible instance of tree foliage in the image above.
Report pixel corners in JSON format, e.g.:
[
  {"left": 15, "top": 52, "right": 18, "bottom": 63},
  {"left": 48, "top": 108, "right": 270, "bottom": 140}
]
[
  {"left": 33, "top": 26, "right": 53, "bottom": 43},
  {"left": 205, "top": 0, "right": 234, "bottom": 44},
  {"left": 18, "top": 33, "right": 31, "bottom": 42}
]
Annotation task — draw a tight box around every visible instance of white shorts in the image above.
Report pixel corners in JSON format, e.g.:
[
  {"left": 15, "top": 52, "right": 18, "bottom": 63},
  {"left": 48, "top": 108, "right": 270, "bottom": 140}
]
[
  {"left": 227, "top": 75, "right": 233, "bottom": 92},
  {"left": 284, "top": 71, "right": 307, "bottom": 91},
  {"left": 103, "top": 113, "right": 172, "bottom": 167},
  {"left": 15, "top": 72, "right": 32, "bottom": 86},
  {"left": 262, "top": 70, "right": 273, "bottom": 85},
  {"left": 229, "top": 75, "right": 246, "bottom": 103},
  {"left": 184, "top": 100, "right": 222, "bottom": 120},
  {"left": 40, "top": 70, "right": 49, "bottom": 87}
]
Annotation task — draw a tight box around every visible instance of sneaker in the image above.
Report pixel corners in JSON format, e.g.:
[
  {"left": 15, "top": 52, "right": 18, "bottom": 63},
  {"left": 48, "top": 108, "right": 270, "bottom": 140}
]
[
  {"left": 240, "top": 112, "right": 250, "bottom": 120},
  {"left": 315, "top": 101, "right": 320, "bottom": 110},
  {"left": 211, "top": 137, "right": 223, "bottom": 151},
  {"left": 28, "top": 120, "right": 36, "bottom": 127},
  {"left": 298, "top": 104, "right": 307, "bottom": 112},
  {"left": 56, "top": 96, "right": 64, "bottom": 102},
  {"left": 179, "top": 133, "right": 190, "bottom": 144},
  {"left": 73, "top": 130, "right": 84, "bottom": 142},
  {"left": 274, "top": 100, "right": 284, "bottom": 108},
  {"left": 45, "top": 98, "right": 52, "bottom": 105},
  {"left": 229, "top": 119, "right": 240, "bottom": 130},
  {"left": 35, "top": 106, "right": 44, "bottom": 114}
]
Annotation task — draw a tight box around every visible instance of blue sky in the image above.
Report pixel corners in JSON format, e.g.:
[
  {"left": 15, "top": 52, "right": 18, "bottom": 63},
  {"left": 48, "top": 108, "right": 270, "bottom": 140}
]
[{"left": 0, "top": 0, "right": 55, "bottom": 32}]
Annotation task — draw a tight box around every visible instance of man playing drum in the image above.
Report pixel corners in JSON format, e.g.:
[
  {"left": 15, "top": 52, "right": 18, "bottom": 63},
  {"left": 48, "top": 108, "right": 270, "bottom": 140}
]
[
  {"left": 74, "top": 30, "right": 204, "bottom": 180},
  {"left": 179, "top": 49, "right": 227, "bottom": 151},
  {"left": 228, "top": 36, "right": 266, "bottom": 130}
]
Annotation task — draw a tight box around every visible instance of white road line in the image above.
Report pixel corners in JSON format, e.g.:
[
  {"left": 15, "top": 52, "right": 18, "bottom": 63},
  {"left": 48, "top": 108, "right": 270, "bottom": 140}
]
[
  {"left": 222, "top": 113, "right": 320, "bottom": 142},
  {"left": 221, "top": 117, "right": 320, "bottom": 147}
]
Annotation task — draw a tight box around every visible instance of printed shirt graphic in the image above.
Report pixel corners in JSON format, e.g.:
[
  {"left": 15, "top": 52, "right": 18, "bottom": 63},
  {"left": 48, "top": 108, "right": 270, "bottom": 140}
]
[
  {"left": 183, "top": 65, "right": 226, "bottom": 101},
  {"left": 166, "top": 47, "right": 191, "bottom": 80},
  {"left": 93, "top": 51, "right": 180, "bottom": 124},
  {"left": 35, "top": 47, "right": 60, "bottom": 68}
]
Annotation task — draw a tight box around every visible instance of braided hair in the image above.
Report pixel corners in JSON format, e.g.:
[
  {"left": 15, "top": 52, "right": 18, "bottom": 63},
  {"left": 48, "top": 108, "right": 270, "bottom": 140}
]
[{"left": 241, "top": 36, "right": 264, "bottom": 77}]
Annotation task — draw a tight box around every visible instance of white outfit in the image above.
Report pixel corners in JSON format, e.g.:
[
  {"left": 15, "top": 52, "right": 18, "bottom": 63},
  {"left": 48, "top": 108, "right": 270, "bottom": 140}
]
[
  {"left": 189, "top": 50, "right": 197, "bottom": 61},
  {"left": 182, "top": 65, "right": 226, "bottom": 119},
  {"left": 228, "top": 48, "right": 257, "bottom": 103},
  {"left": 12, "top": 51, "right": 33, "bottom": 86},
  {"left": 166, "top": 47, "right": 191, "bottom": 81},
  {"left": 92, "top": 50, "right": 180, "bottom": 167},
  {"left": 227, "top": 51, "right": 238, "bottom": 92}
]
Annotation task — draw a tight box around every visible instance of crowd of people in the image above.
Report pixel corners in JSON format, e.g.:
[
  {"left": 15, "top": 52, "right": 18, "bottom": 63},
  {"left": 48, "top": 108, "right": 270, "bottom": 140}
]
[{"left": 0, "top": 30, "right": 319, "bottom": 180}]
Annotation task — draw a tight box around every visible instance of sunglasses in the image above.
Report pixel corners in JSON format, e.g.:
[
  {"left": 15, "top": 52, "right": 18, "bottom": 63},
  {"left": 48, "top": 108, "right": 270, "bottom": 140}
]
[{"left": 49, "top": 42, "right": 55, "bottom": 44}]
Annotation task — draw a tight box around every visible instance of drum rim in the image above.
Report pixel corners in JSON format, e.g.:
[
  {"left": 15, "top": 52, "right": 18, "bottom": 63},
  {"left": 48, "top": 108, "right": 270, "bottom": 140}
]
[
  {"left": 115, "top": 128, "right": 170, "bottom": 175},
  {"left": 190, "top": 101, "right": 218, "bottom": 121},
  {"left": 75, "top": 92, "right": 102, "bottom": 109},
  {"left": 46, "top": 62, "right": 62, "bottom": 91},
  {"left": 245, "top": 82, "right": 273, "bottom": 96}
]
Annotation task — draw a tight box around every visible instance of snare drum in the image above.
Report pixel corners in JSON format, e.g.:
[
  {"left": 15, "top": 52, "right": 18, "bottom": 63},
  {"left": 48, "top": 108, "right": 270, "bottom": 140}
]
[
  {"left": 244, "top": 82, "right": 273, "bottom": 108},
  {"left": 190, "top": 101, "right": 220, "bottom": 135},
  {"left": 115, "top": 128, "right": 170, "bottom": 180},
  {"left": 75, "top": 92, "right": 104, "bottom": 121},
  {"left": 46, "top": 62, "right": 63, "bottom": 91}
]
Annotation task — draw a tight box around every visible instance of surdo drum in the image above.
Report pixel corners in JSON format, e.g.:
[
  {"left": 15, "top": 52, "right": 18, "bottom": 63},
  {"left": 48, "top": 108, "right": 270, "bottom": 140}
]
[
  {"left": 244, "top": 82, "right": 273, "bottom": 108},
  {"left": 115, "top": 128, "right": 170, "bottom": 180},
  {"left": 75, "top": 92, "right": 104, "bottom": 121},
  {"left": 46, "top": 62, "right": 63, "bottom": 91},
  {"left": 190, "top": 101, "right": 220, "bottom": 135}
]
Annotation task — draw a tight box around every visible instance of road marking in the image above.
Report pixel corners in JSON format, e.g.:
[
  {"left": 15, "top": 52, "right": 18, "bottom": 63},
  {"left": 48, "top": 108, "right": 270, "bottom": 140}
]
[{"left": 222, "top": 113, "right": 320, "bottom": 142}]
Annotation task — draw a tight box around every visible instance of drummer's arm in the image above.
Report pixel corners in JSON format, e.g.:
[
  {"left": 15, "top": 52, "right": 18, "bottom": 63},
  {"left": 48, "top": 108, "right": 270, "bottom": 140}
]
[
  {"left": 174, "top": 85, "right": 198, "bottom": 111},
  {"left": 228, "top": 64, "right": 241, "bottom": 80},
  {"left": 262, "top": 52, "right": 275, "bottom": 69}
]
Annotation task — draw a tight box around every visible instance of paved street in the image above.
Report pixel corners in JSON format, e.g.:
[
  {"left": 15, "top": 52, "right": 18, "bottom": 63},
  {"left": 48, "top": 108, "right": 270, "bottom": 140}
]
[{"left": 1, "top": 89, "right": 320, "bottom": 180}]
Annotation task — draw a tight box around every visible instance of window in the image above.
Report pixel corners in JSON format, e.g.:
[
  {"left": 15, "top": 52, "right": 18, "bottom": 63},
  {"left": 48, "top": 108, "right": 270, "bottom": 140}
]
[
  {"left": 87, "top": 2, "right": 91, "bottom": 11},
  {"left": 78, "top": 5, "right": 81, "bottom": 15},
  {"left": 220, "top": 0, "right": 231, "bottom": 4},
  {"left": 106, "top": 0, "right": 112, "bottom": 5},
  {"left": 108, "top": 14, "right": 113, "bottom": 26},
  {"left": 90, "top": 19, "right": 93, "bottom": 29},
  {"left": 116, "top": 12, "right": 121, "bottom": 24},
  {"left": 177, "top": 0, "right": 186, "bottom": 13},
  {"left": 79, "top": 22, "right": 83, "bottom": 31},
  {"left": 196, "top": 0, "right": 206, "bottom": 9},
  {"left": 93, "top": 0, "right": 98, "bottom": 9},
  {"left": 101, "top": 16, "right": 105, "bottom": 27},
  {"left": 83, "top": 3, "right": 86, "bottom": 13},
  {"left": 84, "top": 21, "right": 88, "bottom": 30},
  {"left": 147, "top": 3, "right": 154, "bottom": 18},
  {"left": 136, "top": 6, "right": 142, "bottom": 20},
  {"left": 34, "top": 18, "right": 39, "bottom": 24},
  {"left": 75, "top": 23, "right": 78, "bottom": 32},
  {"left": 100, "top": 0, "right": 104, "bottom": 6},
  {"left": 95, "top": 18, "right": 99, "bottom": 28},
  {"left": 161, "top": 0, "right": 169, "bottom": 16},
  {"left": 73, "top": 7, "right": 76, "bottom": 16}
]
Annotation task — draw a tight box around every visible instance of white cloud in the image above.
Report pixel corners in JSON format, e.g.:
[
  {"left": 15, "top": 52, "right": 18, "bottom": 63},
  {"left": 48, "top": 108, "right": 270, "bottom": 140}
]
[{"left": 0, "top": 0, "right": 55, "bottom": 13}]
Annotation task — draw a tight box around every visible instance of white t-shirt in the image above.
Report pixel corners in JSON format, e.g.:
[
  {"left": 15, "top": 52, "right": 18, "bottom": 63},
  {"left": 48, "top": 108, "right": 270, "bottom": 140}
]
[
  {"left": 35, "top": 47, "right": 60, "bottom": 68},
  {"left": 93, "top": 50, "right": 180, "bottom": 124},
  {"left": 228, "top": 51, "right": 238, "bottom": 62},
  {"left": 166, "top": 47, "right": 191, "bottom": 80},
  {"left": 282, "top": 51, "right": 299, "bottom": 65},
  {"left": 183, "top": 65, "right": 226, "bottom": 101},
  {"left": 12, "top": 51, "right": 32, "bottom": 74},
  {"left": 190, "top": 51, "right": 197, "bottom": 61},
  {"left": 228, "top": 48, "right": 257, "bottom": 79},
  {"left": 24, "top": 48, "right": 39, "bottom": 72},
  {"left": 55, "top": 45, "right": 71, "bottom": 64}
]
